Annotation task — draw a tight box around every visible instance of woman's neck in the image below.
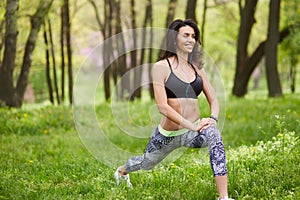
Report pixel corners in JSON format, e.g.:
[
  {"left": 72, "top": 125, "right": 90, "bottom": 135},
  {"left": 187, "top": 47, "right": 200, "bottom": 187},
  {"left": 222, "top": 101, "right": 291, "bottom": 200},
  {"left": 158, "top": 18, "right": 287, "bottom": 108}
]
[
  {"left": 176, "top": 51, "right": 189, "bottom": 64},
  {"left": 176, "top": 54, "right": 189, "bottom": 66}
]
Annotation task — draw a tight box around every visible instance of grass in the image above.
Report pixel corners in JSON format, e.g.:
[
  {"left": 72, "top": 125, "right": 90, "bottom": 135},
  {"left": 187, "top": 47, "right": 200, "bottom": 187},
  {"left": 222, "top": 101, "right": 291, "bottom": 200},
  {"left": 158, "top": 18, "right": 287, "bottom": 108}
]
[{"left": 0, "top": 94, "right": 299, "bottom": 199}]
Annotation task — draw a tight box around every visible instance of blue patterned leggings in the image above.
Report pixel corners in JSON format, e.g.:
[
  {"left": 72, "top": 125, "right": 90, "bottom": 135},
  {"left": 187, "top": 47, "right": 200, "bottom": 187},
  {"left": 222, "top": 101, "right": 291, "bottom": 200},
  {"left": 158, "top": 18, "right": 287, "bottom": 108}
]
[{"left": 124, "top": 126, "right": 227, "bottom": 176}]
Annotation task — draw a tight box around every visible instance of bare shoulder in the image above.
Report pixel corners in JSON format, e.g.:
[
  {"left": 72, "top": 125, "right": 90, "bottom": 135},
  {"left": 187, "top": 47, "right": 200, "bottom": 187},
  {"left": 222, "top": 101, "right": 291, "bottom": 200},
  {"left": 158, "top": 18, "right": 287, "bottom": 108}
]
[
  {"left": 152, "top": 59, "right": 170, "bottom": 77},
  {"left": 153, "top": 59, "right": 169, "bottom": 69}
]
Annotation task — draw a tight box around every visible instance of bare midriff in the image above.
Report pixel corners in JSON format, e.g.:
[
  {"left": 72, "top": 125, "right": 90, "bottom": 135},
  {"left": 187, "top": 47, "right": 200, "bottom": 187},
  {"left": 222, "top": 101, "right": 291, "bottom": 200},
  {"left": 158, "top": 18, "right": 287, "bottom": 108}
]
[{"left": 160, "top": 98, "right": 200, "bottom": 131}]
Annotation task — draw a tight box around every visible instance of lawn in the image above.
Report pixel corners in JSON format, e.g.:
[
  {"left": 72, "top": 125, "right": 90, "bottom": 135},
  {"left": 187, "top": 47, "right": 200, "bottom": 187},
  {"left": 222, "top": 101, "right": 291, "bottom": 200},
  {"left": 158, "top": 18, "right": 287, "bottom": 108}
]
[{"left": 0, "top": 94, "right": 299, "bottom": 199}]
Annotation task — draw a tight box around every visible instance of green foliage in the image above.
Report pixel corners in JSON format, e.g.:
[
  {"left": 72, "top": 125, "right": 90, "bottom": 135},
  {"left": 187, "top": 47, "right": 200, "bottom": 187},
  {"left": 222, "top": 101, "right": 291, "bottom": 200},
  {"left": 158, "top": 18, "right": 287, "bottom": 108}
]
[
  {"left": 0, "top": 1, "right": 5, "bottom": 23},
  {"left": 1, "top": 95, "right": 299, "bottom": 199},
  {"left": 279, "top": 0, "right": 300, "bottom": 90},
  {"left": 0, "top": 106, "right": 74, "bottom": 136},
  {"left": 223, "top": 94, "right": 300, "bottom": 147},
  {"left": 29, "top": 69, "right": 49, "bottom": 103},
  {"left": 228, "top": 130, "right": 300, "bottom": 199}
]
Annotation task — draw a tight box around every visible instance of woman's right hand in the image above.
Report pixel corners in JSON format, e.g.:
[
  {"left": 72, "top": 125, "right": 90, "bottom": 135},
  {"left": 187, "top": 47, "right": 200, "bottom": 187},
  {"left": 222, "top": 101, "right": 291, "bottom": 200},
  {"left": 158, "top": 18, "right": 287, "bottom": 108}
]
[{"left": 193, "top": 118, "right": 217, "bottom": 132}]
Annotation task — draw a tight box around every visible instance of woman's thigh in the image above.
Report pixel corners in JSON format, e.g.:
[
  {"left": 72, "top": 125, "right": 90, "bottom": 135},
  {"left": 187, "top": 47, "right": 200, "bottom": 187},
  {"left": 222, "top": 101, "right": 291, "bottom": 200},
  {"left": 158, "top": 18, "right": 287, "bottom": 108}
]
[{"left": 182, "top": 126, "right": 222, "bottom": 148}]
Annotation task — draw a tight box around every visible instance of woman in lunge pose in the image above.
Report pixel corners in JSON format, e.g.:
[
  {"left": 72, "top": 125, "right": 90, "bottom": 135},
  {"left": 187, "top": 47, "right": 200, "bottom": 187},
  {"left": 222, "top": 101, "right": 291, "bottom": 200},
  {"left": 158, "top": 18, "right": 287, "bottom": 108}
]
[{"left": 114, "top": 19, "right": 233, "bottom": 200}]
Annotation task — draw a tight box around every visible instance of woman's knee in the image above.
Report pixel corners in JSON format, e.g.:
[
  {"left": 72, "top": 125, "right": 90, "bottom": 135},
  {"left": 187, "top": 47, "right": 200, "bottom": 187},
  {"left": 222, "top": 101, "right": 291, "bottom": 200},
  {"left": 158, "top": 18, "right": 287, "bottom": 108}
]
[
  {"left": 205, "top": 126, "right": 222, "bottom": 139},
  {"left": 205, "top": 126, "right": 220, "bottom": 134},
  {"left": 202, "top": 126, "right": 224, "bottom": 152}
]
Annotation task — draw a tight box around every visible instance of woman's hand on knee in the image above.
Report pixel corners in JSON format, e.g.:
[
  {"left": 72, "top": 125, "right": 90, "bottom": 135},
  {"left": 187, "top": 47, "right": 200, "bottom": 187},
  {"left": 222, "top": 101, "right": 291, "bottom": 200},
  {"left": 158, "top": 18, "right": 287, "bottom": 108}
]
[{"left": 198, "top": 118, "right": 217, "bottom": 131}]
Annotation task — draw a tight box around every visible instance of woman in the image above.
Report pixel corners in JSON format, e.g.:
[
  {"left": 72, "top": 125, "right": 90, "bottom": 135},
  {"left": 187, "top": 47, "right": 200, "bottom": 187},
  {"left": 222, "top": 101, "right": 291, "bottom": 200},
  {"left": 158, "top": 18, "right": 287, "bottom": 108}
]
[{"left": 114, "top": 19, "right": 233, "bottom": 200}]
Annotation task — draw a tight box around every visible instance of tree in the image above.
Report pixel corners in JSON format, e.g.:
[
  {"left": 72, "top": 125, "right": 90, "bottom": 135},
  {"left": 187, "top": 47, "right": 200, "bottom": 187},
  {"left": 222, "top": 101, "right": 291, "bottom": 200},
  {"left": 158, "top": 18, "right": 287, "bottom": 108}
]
[
  {"left": 88, "top": 0, "right": 156, "bottom": 101},
  {"left": 146, "top": 0, "right": 154, "bottom": 99},
  {"left": 157, "top": 0, "right": 178, "bottom": 60},
  {"left": 232, "top": 0, "right": 258, "bottom": 97},
  {"left": 185, "top": 0, "right": 198, "bottom": 23},
  {"left": 280, "top": 0, "right": 300, "bottom": 93},
  {"left": 131, "top": 0, "right": 153, "bottom": 100},
  {"left": 0, "top": 0, "right": 54, "bottom": 107},
  {"left": 88, "top": 0, "right": 120, "bottom": 101},
  {"left": 115, "top": 0, "right": 128, "bottom": 100},
  {"left": 129, "top": 0, "right": 138, "bottom": 101},
  {"left": 165, "top": 0, "right": 177, "bottom": 28},
  {"left": 43, "top": 18, "right": 61, "bottom": 105},
  {"left": 48, "top": 19, "right": 61, "bottom": 104},
  {"left": 201, "top": 0, "right": 207, "bottom": 46},
  {"left": 43, "top": 23, "right": 54, "bottom": 104},
  {"left": 265, "top": 0, "right": 282, "bottom": 97},
  {"left": 64, "top": 0, "right": 73, "bottom": 104},
  {"left": 60, "top": 3, "right": 66, "bottom": 101},
  {"left": 232, "top": 0, "right": 292, "bottom": 97},
  {"left": 0, "top": 0, "right": 18, "bottom": 106},
  {"left": 16, "top": 0, "right": 54, "bottom": 107}
]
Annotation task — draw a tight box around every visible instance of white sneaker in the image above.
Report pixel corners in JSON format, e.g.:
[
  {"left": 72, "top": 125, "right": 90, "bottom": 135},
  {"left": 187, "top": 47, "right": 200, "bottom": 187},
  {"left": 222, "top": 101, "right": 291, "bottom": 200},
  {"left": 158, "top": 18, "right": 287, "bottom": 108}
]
[
  {"left": 218, "top": 197, "right": 234, "bottom": 200},
  {"left": 114, "top": 167, "right": 133, "bottom": 188}
]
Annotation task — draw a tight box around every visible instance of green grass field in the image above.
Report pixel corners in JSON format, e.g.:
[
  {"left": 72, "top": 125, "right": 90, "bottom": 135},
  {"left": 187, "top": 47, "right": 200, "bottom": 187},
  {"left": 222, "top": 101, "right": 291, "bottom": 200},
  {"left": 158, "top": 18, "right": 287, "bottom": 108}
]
[{"left": 0, "top": 94, "right": 299, "bottom": 199}]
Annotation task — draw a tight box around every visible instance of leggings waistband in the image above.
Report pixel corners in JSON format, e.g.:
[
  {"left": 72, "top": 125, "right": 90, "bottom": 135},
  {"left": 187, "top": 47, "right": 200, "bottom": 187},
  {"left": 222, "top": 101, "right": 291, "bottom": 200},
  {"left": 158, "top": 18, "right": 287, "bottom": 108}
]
[{"left": 158, "top": 119, "right": 200, "bottom": 137}]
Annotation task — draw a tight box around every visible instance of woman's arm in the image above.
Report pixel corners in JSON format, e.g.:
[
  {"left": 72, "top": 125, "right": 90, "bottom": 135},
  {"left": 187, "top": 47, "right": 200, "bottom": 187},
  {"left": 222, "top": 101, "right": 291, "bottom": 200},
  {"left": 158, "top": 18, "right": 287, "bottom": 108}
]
[
  {"left": 198, "top": 68, "right": 220, "bottom": 119},
  {"left": 152, "top": 62, "right": 199, "bottom": 131}
]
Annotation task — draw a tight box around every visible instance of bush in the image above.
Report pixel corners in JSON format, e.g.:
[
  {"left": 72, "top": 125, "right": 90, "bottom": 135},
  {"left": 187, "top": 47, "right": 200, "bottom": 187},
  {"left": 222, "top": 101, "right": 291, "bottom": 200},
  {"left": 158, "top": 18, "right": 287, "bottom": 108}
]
[{"left": 228, "top": 121, "right": 300, "bottom": 199}]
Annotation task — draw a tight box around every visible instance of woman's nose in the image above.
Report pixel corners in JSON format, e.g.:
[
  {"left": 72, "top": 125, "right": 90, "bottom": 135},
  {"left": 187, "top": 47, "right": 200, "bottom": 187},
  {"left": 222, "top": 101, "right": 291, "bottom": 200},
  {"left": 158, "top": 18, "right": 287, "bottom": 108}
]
[{"left": 187, "top": 36, "right": 195, "bottom": 42}]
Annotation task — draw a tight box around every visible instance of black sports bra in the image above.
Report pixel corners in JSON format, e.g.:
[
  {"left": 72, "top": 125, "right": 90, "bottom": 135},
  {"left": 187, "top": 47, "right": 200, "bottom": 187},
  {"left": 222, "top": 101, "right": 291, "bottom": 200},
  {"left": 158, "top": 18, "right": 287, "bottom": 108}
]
[{"left": 165, "top": 58, "right": 203, "bottom": 99}]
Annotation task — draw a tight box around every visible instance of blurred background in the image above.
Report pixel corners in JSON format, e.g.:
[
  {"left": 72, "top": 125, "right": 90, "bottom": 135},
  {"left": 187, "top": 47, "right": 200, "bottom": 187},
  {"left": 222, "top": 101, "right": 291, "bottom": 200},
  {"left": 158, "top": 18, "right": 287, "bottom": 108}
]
[
  {"left": 0, "top": 0, "right": 299, "bottom": 107},
  {"left": 1, "top": 1, "right": 300, "bottom": 199}
]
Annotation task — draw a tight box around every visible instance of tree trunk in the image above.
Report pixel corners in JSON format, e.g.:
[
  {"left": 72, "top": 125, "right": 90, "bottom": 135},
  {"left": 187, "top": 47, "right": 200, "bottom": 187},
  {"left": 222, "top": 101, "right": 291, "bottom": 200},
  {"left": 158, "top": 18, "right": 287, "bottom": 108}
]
[
  {"left": 0, "top": 0, "right": 18, "bottom": 106},
  {"left": 165, "top": 0, "right": 177, "bottom": 28},
  {"left": 88, "top": 0, "right": 114, "bottom": 101},
  {"left": 231, "top": 26, "right": 291, "bottom": 98},
  {"left": 43, "top": 24, "right": 54, "bottom": 104},
  {"left": 130, "top": 0, "right": 138, "bottom": 101},
  {"left": 148, "top": 0, "right": 154, "bottom": 99},
  {"left": 109, "top": 0, "right": 118, "bottom": 97},
  {"left": 265, "top": 0, "right": 282, "bottom": 97},
  {"left": 133, "top": 0, "right": 152, "bottom": 100},
  {"left": 48, "top": 19, "right": 60, "bottom": 104},
  {"left": 185, "top": 0, "right": 197, "bottom": 23},
  {"left": 290, "top": 59, "right": 296, "bottom": 93},
  {"left": 103, "top": 0, "right": 112, "bottom": 101},
  {"left": 115, "top": 0, "right": 127, "bottom": 100},
  {"left": 15, "top": 0, "right": 54, "bottom": 107},
  {"left": 64, "top": 0, "right": 73, "bottom": 104},
  {"left": 60, "top": 5, "right": 66, "bottom": 101},
  {"left": 232, "top": 0, "right": 258, "bottom": 97},
  {"left": 201, "top": 0, "right": 207, "bottom": 46},
  {"left": 157, "top": 0, "right": 178, "bottom": 62}
]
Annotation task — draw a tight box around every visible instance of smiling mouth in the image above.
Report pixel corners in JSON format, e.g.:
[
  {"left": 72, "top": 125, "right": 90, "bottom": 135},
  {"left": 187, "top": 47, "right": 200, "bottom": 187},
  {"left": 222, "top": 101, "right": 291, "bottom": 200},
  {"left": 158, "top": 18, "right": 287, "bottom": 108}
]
[{"left": 185, "top": 44, "right": 194, "bottom": 48}]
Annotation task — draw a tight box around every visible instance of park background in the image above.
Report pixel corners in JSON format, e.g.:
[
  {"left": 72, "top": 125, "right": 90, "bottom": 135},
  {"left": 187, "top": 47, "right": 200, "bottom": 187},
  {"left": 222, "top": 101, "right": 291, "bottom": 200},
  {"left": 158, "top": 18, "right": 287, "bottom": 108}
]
[{"left": 0, "top": 0, "right": 299, "bottom": 199}]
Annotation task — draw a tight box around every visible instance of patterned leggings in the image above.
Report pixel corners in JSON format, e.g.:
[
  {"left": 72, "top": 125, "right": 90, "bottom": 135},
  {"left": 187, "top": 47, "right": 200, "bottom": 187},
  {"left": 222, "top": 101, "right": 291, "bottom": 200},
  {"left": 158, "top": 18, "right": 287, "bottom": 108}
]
[{"left": 124, "top": 126, "right": 227, "bottom": 176}]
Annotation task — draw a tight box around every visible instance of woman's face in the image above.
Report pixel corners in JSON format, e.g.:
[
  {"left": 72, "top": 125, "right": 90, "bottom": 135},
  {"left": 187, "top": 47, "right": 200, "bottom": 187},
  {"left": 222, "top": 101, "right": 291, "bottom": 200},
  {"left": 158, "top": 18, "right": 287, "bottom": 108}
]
[{"left": 176, "top": 25, "right": 196, "bottom": 54}]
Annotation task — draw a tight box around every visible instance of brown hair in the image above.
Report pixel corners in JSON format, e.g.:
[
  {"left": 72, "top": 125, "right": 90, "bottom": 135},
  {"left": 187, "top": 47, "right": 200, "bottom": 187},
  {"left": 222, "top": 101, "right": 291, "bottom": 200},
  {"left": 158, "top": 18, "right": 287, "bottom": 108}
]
[{"left": 160, "top": 19, "right": 203, "bottom": 69}]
